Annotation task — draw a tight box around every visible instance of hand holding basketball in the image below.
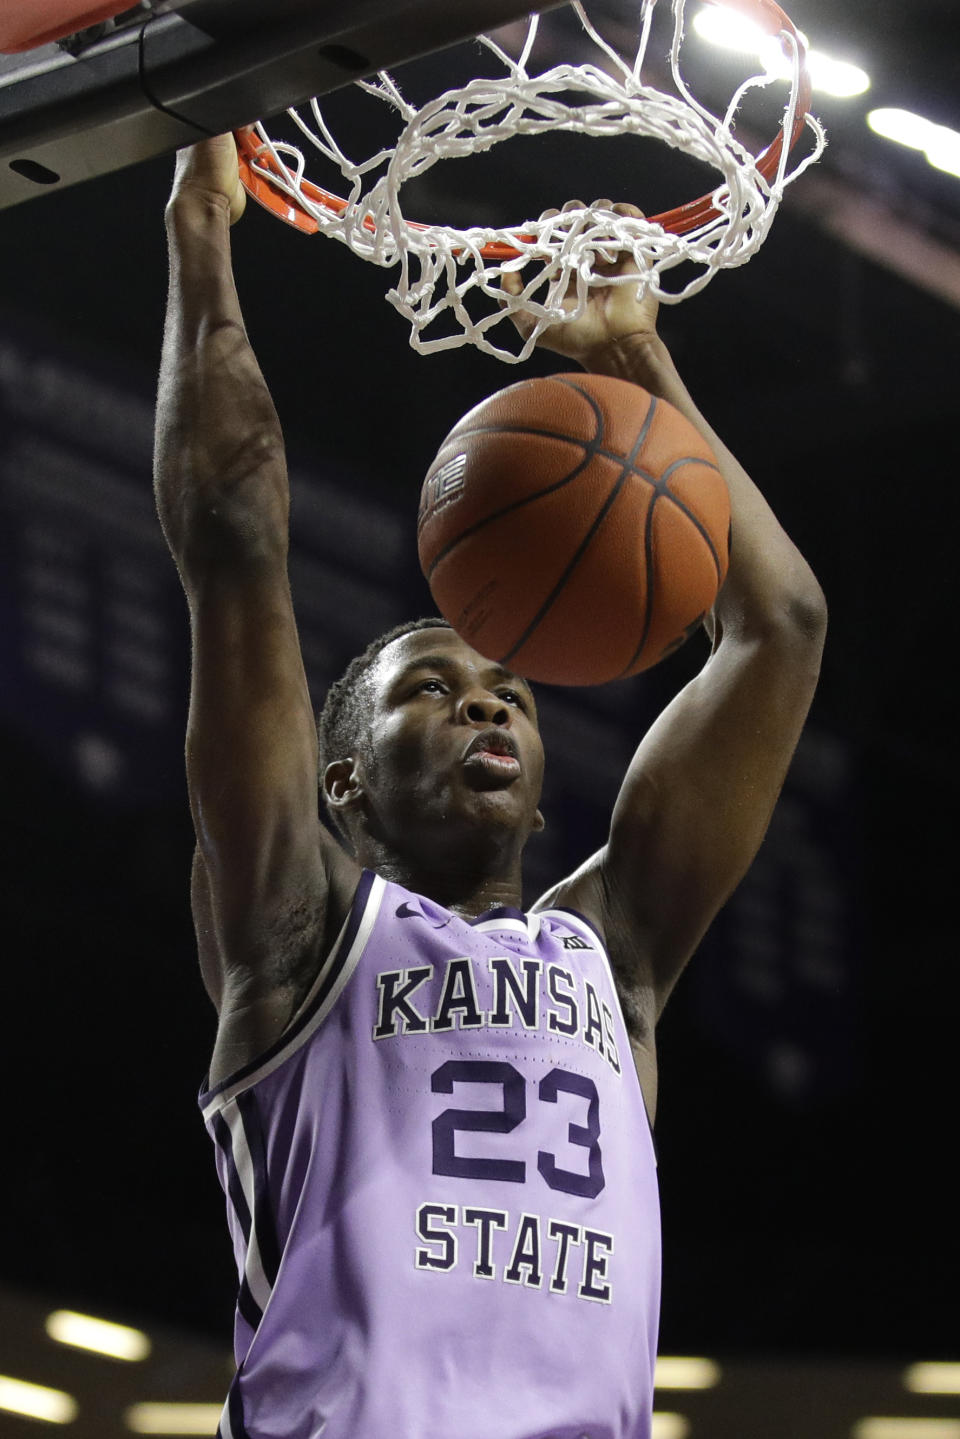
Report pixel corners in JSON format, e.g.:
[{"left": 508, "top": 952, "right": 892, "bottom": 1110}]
[
  {"left": 502, "top": 202, "right": 660, "bottom": 364},
  {"left": 170, "top": 134, "right": 247, "bottom": 226}
]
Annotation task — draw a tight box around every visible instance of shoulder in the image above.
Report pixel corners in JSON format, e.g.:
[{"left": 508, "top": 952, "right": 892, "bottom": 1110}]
[
  {"left": 534, "top": 855, "right": 658, "bottom": 1051},
  {"left": 535, "top": 862, "right": 660, "bottom": 1126},
  {"left": 204, "top": 840, "right": 364, "bottom": 1087}
]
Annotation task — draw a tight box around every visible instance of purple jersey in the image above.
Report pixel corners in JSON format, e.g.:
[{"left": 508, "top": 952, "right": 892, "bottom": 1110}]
[{"left": 200, "top": 870, "right": 660, "bottom": 1439}]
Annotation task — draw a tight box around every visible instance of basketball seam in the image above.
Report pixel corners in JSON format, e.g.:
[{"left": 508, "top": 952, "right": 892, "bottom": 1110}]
[
  {"left": 424, "top": 375, "right": 612, "bottom": 577},
  {"left": 500, "top": 391, "right": 661, "bottom": 670},
  {"left": 423, "top": 390, "right": 687, "bottom": 582},
  {"left": 615, "top": 458, "right": 724, "bottom": 678},
  {"left": 436, "top": 423, "right": 723, "bottom": 481},
  {"left": 424, "top": 445, "right": 720, "bottom": 582},
  {"left": 620, "top": 485, "right": 658, "bottom": 679},
  {"left": 424, "top": 440, "right": 600, "bottom": 580},
  {"left": 656, "top": 456, "right": 725, "bottom": 578}
]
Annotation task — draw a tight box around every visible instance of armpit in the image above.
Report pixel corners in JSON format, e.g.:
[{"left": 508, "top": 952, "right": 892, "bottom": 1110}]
[{"left": 614, "top": 972, "right": 656, "bottom": 1050}]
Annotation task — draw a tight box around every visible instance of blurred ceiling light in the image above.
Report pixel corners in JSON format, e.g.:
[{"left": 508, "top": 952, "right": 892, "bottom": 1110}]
[
  {"left": 868, "top": 108, "right": 960, "bottom": 179},
  {"left": 125, "top": 1404, "right": 224, "bottom": 1435},
  {"left": 797, "top": 52, "right": 869, "bottom": 97},
  {"left": 868, "top": 107, "right": 938, "bottom": 147},
  {"left": 692, "top": 5, "right": 768, "bottom": 52},
  {"left": 0, "top": 1376, "right": 78, "bottom": 1425},
  {"left": 692, "top": 8, "right": 870, "bottom": 97},
  {"left": 854, "top": 1421, "right": 960, "bottom": 1439},
  {"left": 655, "top": 1356, "right": 722, "bottom": 1389},
  {"left": 904, "top": 1363, "right": 960, "bottom": 1395},
  {"left": 651, "top": 1415, "right": 691, "bottom": 1439},
  {"left": 925, "top": 128, "right": 960, "bottom": 179},
  {"left": 46, "top": 1310, "right": 151, "bottom": 1362}
]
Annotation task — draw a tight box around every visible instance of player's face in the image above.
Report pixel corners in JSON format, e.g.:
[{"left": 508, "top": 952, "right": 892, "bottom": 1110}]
[{"left": 359, "top": 628, "right": 545, "bottom": 859}]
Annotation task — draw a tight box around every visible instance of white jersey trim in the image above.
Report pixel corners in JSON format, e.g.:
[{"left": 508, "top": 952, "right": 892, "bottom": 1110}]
[
  {"left": 471, "top": 911, "right": 543, "bottom": 942},
  {"left": 217, "top": 1395, "right": 234, "bottom": 1439},
  {"left": 222, "top": 1102, "right": 273, "bottom": 1313},
  {"left": 540, "top": 907, "right": 602, "bottom": 951}
]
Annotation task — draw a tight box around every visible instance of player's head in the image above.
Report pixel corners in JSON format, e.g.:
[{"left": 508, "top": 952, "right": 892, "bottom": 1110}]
[
  {"left": 317, "top": 618, "right": 452, "bottom": 807},
  {"left": 318, "top": 619, "right": 545, "bottom": 871}
]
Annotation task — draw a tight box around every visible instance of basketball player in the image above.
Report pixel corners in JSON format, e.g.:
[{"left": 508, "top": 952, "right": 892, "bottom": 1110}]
[{"left": 154, "top": 134, "right": 826, "bottom": 1439}]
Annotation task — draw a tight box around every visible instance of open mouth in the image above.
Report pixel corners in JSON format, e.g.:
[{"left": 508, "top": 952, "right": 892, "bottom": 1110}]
[
  {"left": 462, "top": 728, "right": 521, "bottom": 781},
  {"left": 464, "top": 729, "right": 519, "bottom": 761}
]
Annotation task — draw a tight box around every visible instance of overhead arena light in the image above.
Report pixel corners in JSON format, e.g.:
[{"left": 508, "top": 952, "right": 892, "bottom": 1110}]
[
  {"left": 904, "top": 1363, "right": 960, "bottom": 1395},
  {"left": 691, "top": 7, "right": 870, "bottom": 97},
  {"left": 0, "top": 1375, "right": 78, "bottom": 1425},
  {"left": 654, "top": 1356, "right": 723, "bottom": 1389},
  {"left": 651, "top": 1414, "right": 691, "bottom": 1439},
  {"left": 853, "top": 1422, "right": 960, "bottom": 1439},
  {"left": 692, "top": 5, "right": 768, "bottom": 52},
  {"left": 926, "top": 128, "right": 960, "bottom": 178},
  {"left": 45, "top": 1308, "right": 152, "bottom": 1362},
  {"left": 126, "top": 1403, "right": 225, "bottom": 1434},
  {"left": 794, "top": 50, "right": 870, "bottom": 98},
  {"left": 868, "top": 108, "right": 960, "bottom": 179}
]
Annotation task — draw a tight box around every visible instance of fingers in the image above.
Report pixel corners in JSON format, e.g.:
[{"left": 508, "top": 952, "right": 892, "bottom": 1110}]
[
  {"left": 533, "top": 203, "right": 580, "bottom": 224},
  {"left": 536, "top": 200, "right": 647, "bottom": 221},
  {"left": 597, "top": 200, "right": 646, "bottom": 219},
  {"left": 171, "top": 133, "right": 246, "bottom": 224},
  {"left": 528, "top": 200, "right": 647, "bottom": 288}
]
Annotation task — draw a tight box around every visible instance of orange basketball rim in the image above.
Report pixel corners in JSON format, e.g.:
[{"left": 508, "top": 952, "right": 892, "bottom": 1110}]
[{"left": 234, "top": 0, "right": 814, "bottom": 251}]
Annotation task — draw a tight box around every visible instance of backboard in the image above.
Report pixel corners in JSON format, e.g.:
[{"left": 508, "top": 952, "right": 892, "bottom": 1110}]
[{"left": 0, "top": 0, "right": 563, "bottom": 211}]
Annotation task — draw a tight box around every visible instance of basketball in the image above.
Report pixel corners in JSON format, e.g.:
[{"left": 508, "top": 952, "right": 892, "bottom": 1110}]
[{"left": 417, "top": 372, "right": 730, "bottom": 686}]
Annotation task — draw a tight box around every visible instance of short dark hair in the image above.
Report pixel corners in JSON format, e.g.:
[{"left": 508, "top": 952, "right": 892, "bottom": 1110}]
[{"left": 316, "top": 616, "right": 452, "bottom": 799}]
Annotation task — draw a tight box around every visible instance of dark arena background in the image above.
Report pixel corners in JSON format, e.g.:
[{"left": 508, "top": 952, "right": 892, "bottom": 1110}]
[{"left": 1, "top": 0, "right": 958, "bottom": 1434}]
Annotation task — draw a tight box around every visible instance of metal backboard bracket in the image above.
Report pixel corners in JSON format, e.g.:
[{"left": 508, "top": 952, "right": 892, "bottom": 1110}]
[{"left": 0, "top": 0, "right": 564, "bottom": 211}]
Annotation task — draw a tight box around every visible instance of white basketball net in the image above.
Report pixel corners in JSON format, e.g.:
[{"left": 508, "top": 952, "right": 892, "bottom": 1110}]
[{"left": 242, "top": 0, "right": 826, "bottom": 361}]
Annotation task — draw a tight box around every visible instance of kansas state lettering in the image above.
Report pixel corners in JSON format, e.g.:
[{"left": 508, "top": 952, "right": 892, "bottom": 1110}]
[
  {"left": 415, "top": 1202, "right": 614, "bottom": 1301},
  {"left": 200, "top": 873, "right": 661, "bottom": 1439},
  {"left": 373, "top": 954, "right": 622, "bottom": 1075},
  {"left": 372, "top": 930, "right": 627, "bottom": 1304}
]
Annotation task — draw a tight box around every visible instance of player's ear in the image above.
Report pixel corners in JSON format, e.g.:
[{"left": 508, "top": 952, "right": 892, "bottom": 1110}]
[
  {"left": 532, "top": 807, "right": 546, "bottom": 834},
  {"left": 323, "top": 757, "right": 364, "bottom": 815}
]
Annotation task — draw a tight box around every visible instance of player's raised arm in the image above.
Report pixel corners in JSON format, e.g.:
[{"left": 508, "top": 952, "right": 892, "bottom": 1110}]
[
  {"left": 595, "top": 332, "right": 825, "bottom": 1003},
  {"left": 519, "top": 206, "right": 827, "bottom": 1027},
  {"left": 154, "top": 136, "right": 352, "bottom": 1075}
]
